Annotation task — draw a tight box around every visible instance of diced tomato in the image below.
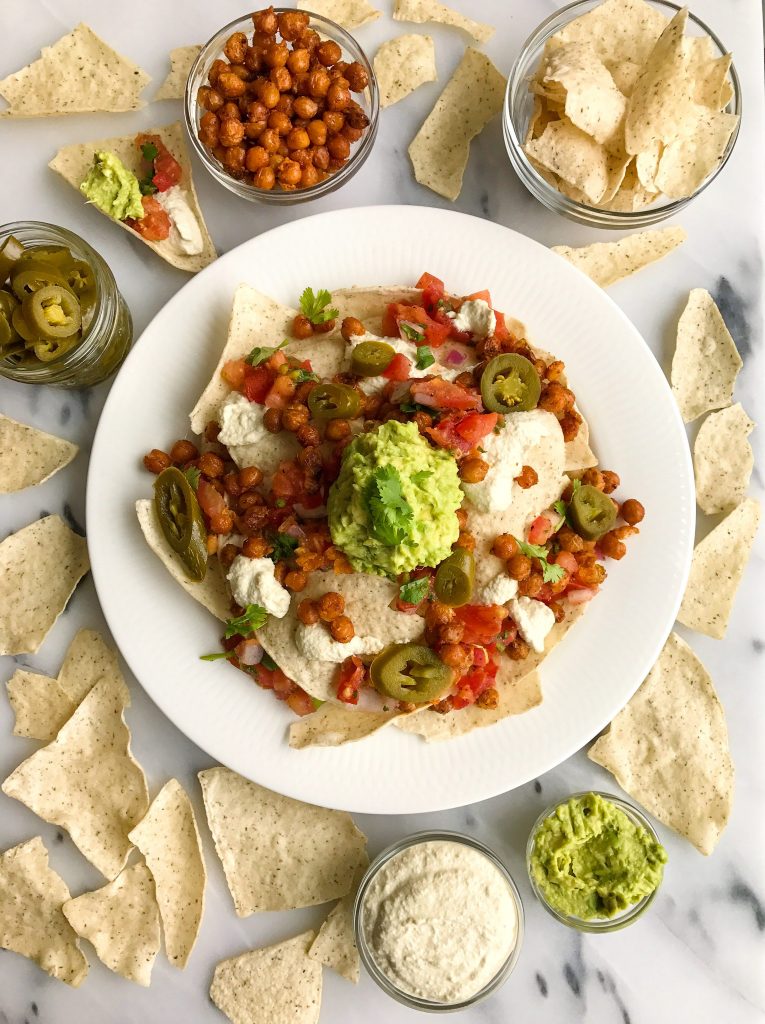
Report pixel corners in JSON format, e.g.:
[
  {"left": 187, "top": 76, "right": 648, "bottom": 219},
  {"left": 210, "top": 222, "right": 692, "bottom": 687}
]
[
  {"left": 528, "top": 513, "right": 557, "bottom": 546},
  {"left": 136, "top": 133, "right": 182, "bottom": 192},
  {"left": 286, "top": 690, "right": 316, "bottom": 716},
  {"left": 416, "top": 272, "right": 445, "bottom": 309},
  {"left": 197, "top": 478, "right": 227, "bottom": 519},
  {"left": 242, "top": 366, "right": 272, "bottom": 403},
  {"left": 266, "top": 349, "right": 288, "bottom": 371},
  {"left": 554, "top": 550, "right": 578, "bottom": 574},
  {"left": 465, "top": 289, "right": 492, "bottom": 304},
  {"left": 493, "top": 310, "right": 513, "bottom": 344},
  {"left": 382, "top": 303, "right": 451, "bottom": 347},
  {"left": 222, "top": 359, "right": 247, "bottom": 389},
  {"left": 450, "top": 658, "right": 499, "bottom": 709},
  {"left": 271, "top": 666, "right": 297, "bottom": 698},
  {"left": 566, "top": 585, "right": 598, "bottom": 604},
  {"left": 455, "top": 412, "right": 498, "bottom": 445},
  {"left": 337, "top": 655, "right": 365, "bottom": 704},
  {"left": 454, "top": 604, "right": 507, "bottom": 645},
  {"left": 425, "top": 413, "right": 474, "bottom": 455},
  {"left": 272, "top": 460, "right": 304, "bottom": 503},
  {"left": 410, "top": 377, "right": 483, "bottom": 411},
  {"left": 382, "top": 353, "right": 412, "bottom": 381},
  {"left": 126, "top": 195, "right": 170, "bottom": 241}
]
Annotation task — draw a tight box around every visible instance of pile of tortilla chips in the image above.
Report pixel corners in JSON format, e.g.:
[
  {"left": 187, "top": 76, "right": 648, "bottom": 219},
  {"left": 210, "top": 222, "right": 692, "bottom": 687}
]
[{"left": 524, "top": 1, "right": 738, "bottom": 210}]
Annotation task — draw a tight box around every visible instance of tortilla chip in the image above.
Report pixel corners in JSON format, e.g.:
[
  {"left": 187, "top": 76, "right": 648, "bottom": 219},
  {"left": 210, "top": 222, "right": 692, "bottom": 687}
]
[
  {"left": 654, "top": 108, "right": 738, "bottom": 199},
  {"left": 128, "top": 779, "right": 206, "bottom": 969},
  {"left": 0, "top": 415, "right": 78, "bottom": 493},
  {"left": 136, "top": 499, "right": 231, "bottom": 622},
  {"left": 297, "top": 0, "right": 380, "bottom": 29},
  {"left": 289, "top": 702, "right": 405, "bottom": 748},
  {"left": 0, "top": 23, "right": 149, "bottom": 117},
  {"left": 542, "top": 42, "right": 627, "bottom": 146},
  {"left": 374, "top": 34, "right": 436, "bottom": 108},
  {"left": 49, "top": 121, "right": 216, "bottom": 273},
  {"left": 58, "top": 627, "right": 120, "bottom": 704},
  {"left": 409, "top": 48, "right": 505, "bottom": 201},
  {"left": 589, "top": 632, "right": 734, "bottom": 854},
  {"left": 6, "top": 669, "right": 74, "bottom": 742},
  {"left": 259, "top": 571, "right": 423, "bottom": 702},
  {"left": 155, "top": 46, "right": 201, "bottom": 101},
  {"left": 598, "top": 161, "right": 656, "bottom": 211},
  {"left": 393, "top": 0, "right": 493, "bottom": 43},
  {"left": 525, "top": 120, "right": 613, "bottom": 204},
  {"left": 635, "top": 143, "right": 662, "bottom": 192},
  {"left": 686, "top": 38, "right": 733, "bottom": 111},
  {"left": 62, "top": 863, "right": 159, "bottom": 986},
  {"left": 677, "top": 498, "right": 760, "bottom": 640},
  {"left": 563, "top": 413, "right": 598, "bottom": 473},
  {"left": 0, "top": 514, "right": 89, "bottom": 656},
  {"left": 693, "top": 403, "right": 755, "bottom": 515},
  {"left": 308, "top": 865, "right": 367, "bottom": 982},
  {"left": 211, "top": 931, "right": 322, "bottom": 1024},
  {"left": 608, "top": 58, "right": 644, "bottom": 97},
  {"left": 0, "top": 837, "right": 88, "bottom": 986},
  {"left": 199, "top": 767, "right": 367, "bottom": 915},
  {"left": 552, "top": 226, "right": 686, "bottom": 288},
  {"left": 625, "top": 9, "right": 691, "bottom": 155},
  {"left": 548, "top": 0, "right": 667, "bottom": 66},
  {"left": 671, "top": 288, "right": 742, "bottom": 423},
  {"left": 2, "top": 673, "right": 149, "bottom": 880}
]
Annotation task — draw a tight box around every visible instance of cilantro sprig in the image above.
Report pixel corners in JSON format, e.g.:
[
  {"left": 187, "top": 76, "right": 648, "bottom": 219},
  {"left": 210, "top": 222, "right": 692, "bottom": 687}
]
[
  {"left": 246, "top": 338, "right": 288, "bottom": 366},
  {"left": 184, "top": 466, "right": 201, "bottom": 490},
  {"left": 400, "top": 322, "right": 425, "bottom": 343},
  {"left": 399, "top": 576, "right": 430, "bottom": 605},
  {"left": 299, "top": 287, "right": 338, "bottom": 325},
  {"left": 141, "top": 142, "right": 159, "bottom": 162},
  {"left": 517, "top": 540, "right": 566, "bottom": 584},
  {"left": 269, "top": 533, "right": 299, "bottom": 563},
  {"left": 224, "top": 604, "right": 268, "bottom": 638},
  {"left": 366, "top": 465, "right": 413, "bottom": 546},
  {"left": 415, "top": 345, "right": 435, "bottom": 369},
  {"left": 552, "top": 478, "right": 582, "bottom": 526}
]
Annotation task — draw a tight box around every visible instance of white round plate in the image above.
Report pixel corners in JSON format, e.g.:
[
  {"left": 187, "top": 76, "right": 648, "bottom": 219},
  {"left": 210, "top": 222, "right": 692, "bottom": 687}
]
[{"left": 88, "top": 206, "right": 694, "bottom": 814}]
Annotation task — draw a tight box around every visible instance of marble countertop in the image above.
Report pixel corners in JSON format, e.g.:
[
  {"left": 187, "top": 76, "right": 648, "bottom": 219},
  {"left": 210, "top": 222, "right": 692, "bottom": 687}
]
[{"left": 1, "top": 1, "right": 764, "bottom": 1021}]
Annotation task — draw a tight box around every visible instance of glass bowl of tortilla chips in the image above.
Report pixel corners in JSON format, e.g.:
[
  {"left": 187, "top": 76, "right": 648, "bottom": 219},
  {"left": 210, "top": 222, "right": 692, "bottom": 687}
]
[
  {"left": 504, "top": 0, "right": 741, "bottom": 227},
  {"left": 185, "top": 9, "right": 379, "bottom": 205}
]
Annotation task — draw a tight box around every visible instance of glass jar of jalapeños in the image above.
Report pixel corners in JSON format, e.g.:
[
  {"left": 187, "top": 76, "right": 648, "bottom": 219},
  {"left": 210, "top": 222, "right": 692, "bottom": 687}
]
[{"left": 0, "top": 222, "right": 133, "bottom": 387}]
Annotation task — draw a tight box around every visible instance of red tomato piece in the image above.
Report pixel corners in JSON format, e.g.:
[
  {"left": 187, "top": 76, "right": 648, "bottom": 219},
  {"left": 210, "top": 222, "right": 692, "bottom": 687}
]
[
  {"left": 126, "top": 195, "right": 170, "bottom": 241},
  {"left": 416, "top": 272, "right": 445, "bottom": 309},
  {"left": 272, "top": 460, "right": 304, "bottom": 503},
  {"left": 197, "top": 478, "right": 227, "bottom": 519},
  {"left": 424, "top": 414, "right": 474, "bottom": 455},
  {"left": 221, "top": 359, "right": 247, "bottom": 389},
  {"left": 493, "top": 310, "right": 513, "bottom": 344},
  {"left": 410, "top": 377, "right": 483, "bottom": 411},
  {"left": 528, "top": 513, "right": 557, "bottom": 546},
  {"left": 242, "top": 366, "right": 272, "bottom": 403},
  {"left": 382, "top": 352, "right": 412, "bottom": 381},
  {"left": 383, "top": 303, "right": 451, "bottom": 347},
  {"left": 286, "top": 689, "right": 316, "bottom": 716},
  {"left": 455, "top": 412, "right": 498, "bottom": 445},
  {"left": 337, "top": 655, "right": 365, "bottom": 704},
  {"left": 454, "top": 604, "right": 507, "bottom": 645},
  {"left": 464, "top": 289, "right": 492, "bottom": 304}
]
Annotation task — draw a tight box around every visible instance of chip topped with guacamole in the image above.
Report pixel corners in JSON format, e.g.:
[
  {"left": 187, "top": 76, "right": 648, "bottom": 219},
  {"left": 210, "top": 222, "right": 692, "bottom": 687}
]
[{"left": 529, "top": 791, "right": 667, "bottom": 921}]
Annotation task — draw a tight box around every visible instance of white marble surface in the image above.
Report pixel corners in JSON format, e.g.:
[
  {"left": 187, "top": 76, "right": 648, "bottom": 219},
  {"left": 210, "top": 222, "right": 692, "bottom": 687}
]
[{"left": 1, "top": 1, "right": 764, "bottom": 1021}]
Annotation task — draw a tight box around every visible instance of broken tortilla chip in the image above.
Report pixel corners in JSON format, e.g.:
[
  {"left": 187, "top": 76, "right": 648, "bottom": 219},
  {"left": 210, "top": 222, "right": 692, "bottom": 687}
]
[
  {"left": 677, "top": 498, "right": 760, "bottom": 639},
  {"left": 289, "top": 702, "right": 404, "bottom": 748},
  {"left": 2, "top": 673, "right": 149, "bottom": 880},
  {"left": 0, "top": 414, "right": 78, "bottom": 493},
  {"left": 128, "top": 779, "right": 206, "bottom": 969},
  {"left": 409, "top": 47, "right": 505, "bottom": 201},
  {"left": 0, "top": 514, "right": 89, "bottom": 656},
  {"left": 671, "top": 288, "right": 742, "bottom": 423},
  {"left": 49, "top": 121, "right": 216, "bottom": 273},
  {"left": 63, "top": 863, "right": 160, "bottom": 986},
  {"left": 693, "top": 403, "right": 755, "bottom": 515},
  {"left": 155, "top": 45, "right": 201, "bottom": 101},
  {"left": 542, "top": 42, "right": 627, "bottom": 146},
  {"left": 57, "top": 628, "right": 120, "bottom": 705},
  {"left": 552, "top": 226, "right": 686, "bottom": 288},
  {"left": 525, "top": 120, "right": 614, "bottom": 204},
  {"left": 211, "top": 931, "right": 322, "bottom": 1024},
  {"left": 0, "top": 23, "right": 149, "bottom": 117},
  {"left": 625, "top": 9, "right": 691, "bottom": 155},
  {"left": 6, "top": 669, "right": 74, "bottom": 742},
  {"left": 308, "top": 865, "right": 367, "bottom": 983},
  {"left": 589, "top": 632, "right": 734, "bottom": 855},
  {"left": 0, "top": 837, "right": 88, "bottom": 986},
  {"left": 654, "top": 107, "right": 738, "bottom": 199},
  {"left": 297, "top": 0, "right": 380, "bottom": 29},
  {"left": 199, "top": 767, "right": 367, "bottom": 915},
  {"left": 393, "top": 0, "right": 494, "bottom": 43},
  {"left": 548, "top": 0, "right": 668, "bottom": 67},
  {"left": 374, "top": 34, "right": 436, "bottom": 108}
]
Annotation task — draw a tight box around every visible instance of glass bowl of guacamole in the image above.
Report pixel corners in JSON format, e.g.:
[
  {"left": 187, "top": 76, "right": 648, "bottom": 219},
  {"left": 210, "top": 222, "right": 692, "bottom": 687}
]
[{"left": 526, "top": 791, "right": 667, "bottom": 932}]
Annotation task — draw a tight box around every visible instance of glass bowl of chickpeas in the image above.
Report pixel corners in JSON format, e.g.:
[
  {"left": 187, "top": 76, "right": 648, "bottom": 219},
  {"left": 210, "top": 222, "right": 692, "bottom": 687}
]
[{"left": 185, "top": 6, "right": 379, "bottom": 201}]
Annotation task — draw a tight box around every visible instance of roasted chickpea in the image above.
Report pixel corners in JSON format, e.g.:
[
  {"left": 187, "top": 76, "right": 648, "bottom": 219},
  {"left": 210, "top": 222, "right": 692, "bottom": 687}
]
[
  {"left": 263, "top": 408, "right": 283, "bottom": 434},
  {"left": 304, "top": 119, "right": 327, "bottom": 146},
  {"left": 253, "top": 6, "right": 279, "bottom": 33},
  {"left": 209, "top": 509, "right": 235, "bottom": 535},
  {"left": 492, "top": 534, "right": 519, "bottom": 560},
  {"left": 345, "top": 61, "right": 369, "bottom": 92},
  {"left": 330, "top": 615, "right": 355, "bottom": 643},
  {"left": 440, "top": 643, "right": 473, "bottom": 674},
  {"left": 238, "top": 491, "right": 264, "bottom": 512},
  {"left": 198, "top": 452, "right": 225, "bottom": 478},
  {"left": 308, "top": 68, "right": 331, "bottom": 97},
  {"left": 319, "top": 419, "right": 348, "bottom": 445},
  {"left": 143, "top": 449, "right": 171, "bottom": 474},
  {"left": 322, "top": 110, "right": 344, "bottom": 134},
  {"left": 281, "top": 570, "right": 305, "bottom": 593},
  {"left": 266, "top": 109, "right": 290, "bottom": 136},
  {"left": 258, "top": 80, "right": 280, "bottom": 108},
  {"left": 507, "top": 553, "right": 532, "bottom": 581},
  {"left": 539, "top": 381, "right": 575, "bottom": 415},
  {"left": 459, "top": 457, "right": 489, "bottom": 483},
  {"left": 581, "top": 467, "right": 605, "bottom": 491},
  {"left": 345, "top": 101, "right": 370, "bottom": 129},
  {"left": 312, "top": 145, "right": 330, "bottom": 170},
  {"left": 297, "top": 27, "right": 321, "bottom": 51},
  {"left": 296, "top": 423, "right": 322, "bottom": 447},
  {"left": 287, "top": 126, "right": 310, "bottom": 150},
  {"left": 252, "top": 29, "right": 277, "bottom": 49},
  {"left": 242, "top": 536, "right": 272, "bottom": 558},
  {"left": 620, "top": 499, "right": 645, "bottom": 525},
  {"left": 318, "top": 591, "right": 345, "bottom": 622},
  {"left": 218, "top": 543, "right": 239, "bottom": 570},
  {"left": 518, "top": 571, "right": 544, "bottom": 598},
  {"left": 314, "top": 317, "right": 336, "bottom": 334},
  {"left": 546, "top": 359, "right": 565, "bottom": 382},
  {"left": 456, "top": 531, "right": 476, "bottom": 553},
  {"left": 277, "top": 158, "right": 302, "bottom": 186},
  {"left": 218, "top": 71, "right": 247, "bottom": 98},
  {"left": 559, "top": 412, "right": 581, "bottom": 442},
  {"left": 341, "top": 124, "right": 363, "bottom": 143},
  {"left": 297, "top": 598, "right": 320, "bottom": 625},
  {"left": 264, "top": 41, "right": 289, "bottom": 69},
  {"left": 278, "top": 9, "right": 309, "bottom": 39},
  {"left": 198, "top": 86, "right": 224, "bottom": 112},
  {"left": 557, "top": 526, "right": 585, "bottom": 553},
  {"left": 317, "top": 40, "right": 342, "bottom": 67},
  {"left": 327, "top": 134, "right": 351, "bottom": 160},
  {"left": 286, "top": 47, "right": 310, "bottom": 74},
  {"left": 577, "top": 563, "right": 607, "bottom": 586},
  {"left": 600, "top": 470, "right": 620, "bottom": 494},
  {"left": 199, "top": 110, "right": 220, "bottom": 147},
  {"left": 270, "top": 66, "right": 291, "bottom": 92},
  {"left": 219, "top": 101, "right": 242, "bottom": 121},
  {"left": 292, "top": 95, "right": 318, "bottom": 120},
  {"left": 208, "top": 58, "right": 228, "bottom": 88},
  {"left": 282, "top": 402, "right": 310, "bottom": 432},
  {"left": 507, "top": 637, "right": 531, "bottom": 661},
  {"left": 219, "top": 118, "right": 245, "bottom": 147},
  {"left": 257, "top": 128, "right": 279, "bottom": 153},
  {"left": 300, "top": 164, "right": 321, "bottom": 188},
  {"left": 243, "top": 146, "right": 268, "bottom": 172},
  {"left": 236, "top": 466, "right": 262, "bottom": 491},
  {"left": 326, "top": 82, "right": 351, "bottom": 111},
  {"left": 170, "top": 439, "right": 199, "bottom": 465},
  {"left": 515, "top": 465, "right": 538, "bottom": 489},
  {"left": 224, "top": 31, "right": 248, "bottom": 64},
  {"left": 244, "top": 45, "right": 263, "bottom": 73}
]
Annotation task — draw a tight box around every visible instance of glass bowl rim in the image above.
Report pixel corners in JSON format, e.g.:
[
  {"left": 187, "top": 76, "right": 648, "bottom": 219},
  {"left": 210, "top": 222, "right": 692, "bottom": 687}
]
[
  {"left": 353, "top": 829, "right": 525, "bottom": 1013},
  {"left": 526, "top": 789, "right": 665, "bottom": 933}
]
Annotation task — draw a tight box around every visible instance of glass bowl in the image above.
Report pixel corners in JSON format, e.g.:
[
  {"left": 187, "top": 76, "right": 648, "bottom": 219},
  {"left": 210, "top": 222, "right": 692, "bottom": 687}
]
[
  {"left": 526, "top": 791, "right": 665, "bottom": 932},
  {"left": 354, "top": 830, "right": 524, "bottom": 1013},
  {"left": 185, "top": 9, "right": 379, "bottom": 205},
  {"left": 0, "top": 221, "right": 132, "bottom": 388},
  {"left": 504, "top": 0, "right": 742, "bottom": 227}
]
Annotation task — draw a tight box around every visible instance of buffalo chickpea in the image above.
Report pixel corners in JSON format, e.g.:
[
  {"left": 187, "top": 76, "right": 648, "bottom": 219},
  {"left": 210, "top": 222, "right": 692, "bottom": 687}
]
[
  {"left": 276, "top": 93, "right": 294, "bottom": 117},
  {"left": 492, "top": 534, "right": 519, "bottom": 560},
  {"left": 300, "top": 164, "right": 320, "bottom": 188},
  {"left": 282, "top": 402, "right": 310, "bottom": 431},
  {"left": 287, "top": 126, "right": 310, "bottom": 150},
  {"left": 238, "top": 492, "right": 264, "bottom": 511},
  {"left": 507, "top": 553, "right": 532, "bottom": 581},
  {"left": 456, "top": 531, "right": 476, "bottom": 552},
  {"left": 218, "top": 544, "right": 239, "bottom": 570},
  {"left": 244, "top": 46, "right": 263, "bottom": 72},
  {"left": 218, "top": 70, "right": 247, "bottom": 97},
  {"left": 507, "top": 637, "right": 531, "bottom": 661},
  {"left": 170, "top": 439, "right": 198, "bottom": 464},
  {"left": 208, "top": 59, "right": 228, "bottom": 87},
  {"left": 287, "top": 47, "right": 310, "bottom": 74},
  {"left": 219, "top": 101, "right": 242, "bottom": 121},
  {"left": 210, "top": 509, "right": 235, "bottom": 535},
  {"left": 264, "top": 41, "right": 289, "bottom": 68},
  {"left": 296, "top": 423, "right": 321, "bottom": 447},
  {"left": 243, "top": 536, "right": 272, "bottom": 558},
  {"left": 307, "top": 119, "right": 327, "bottom": 145},
  {"left": 578, "top": 563, "right": 607, "bottom": 586},
  {"left": 459, "top": 457, "right": 489, "bottom": 483},
  {"left": 341, "top": 317, "right": 365, "bottom": 341},
  {"left": 224, "top": 31, "right": 248, "bottom": 63},
  {"left": 198, "top": 452, "right": 225, "bottom": 478},
  {"left": 317, "top": 40, "right": 342, "bottom": 66},
  {"left": 278, "top": 158, "right": 302, "bottom": 186},
  {"left": 345, "top": 61, "right": 369, "bottom": 92},
  {"left": 297, "top": 27, "right": 321, "bottom": 51},
  {"left": 308, "top": 68, "right": 331, "bottom": 97},
  {"left": 455, "top": 508, "right": 468, "bottom": 530},
  {"left": 318, "top": 591, "right": 345, "bottom": 622},
  {"left": 224, "top": 471, "right": 243, "bottom": 497},
  {"left": 330, "top": 615, "right": 355, "bottom": 643},
  {"left": 238, "top": 466, "right": 263, "bottom": 489},
  {"left": 312, "top": 145, "right": 330, "bottom": 170},
  {"left": 268, "top": 109, "right": 292, "bottom": 135},
  {"left": 245, "top": 145, "right": 270, "bottom": 172},
  {"left": 205, "top": 421, "right": 221, "bottom": 443},
  {"left": 198, "top": 86, "right": 224, "bottom": 112},
  {"left": 518, "top": 571, "right": 544, "bottom": 598},
  {"left": 143, "top": 449, "right": 171, "bottom": 474},
  {"left": 270, "top": 66, "right": 292, "bottom": 92},
  {"left": 557, "top": 526, "right": 585, "bottom": 553},
  {"left": 293, "top": 94, "right": 318, "bottom": 119},
  {"left": 199, "top": 111, "right": 220, "bottom": 146},
  {"left": 325, "top": 418, "right": 351, "bottom": 442},
  {"left": 342, "top": 124, "right": 363, "bottom": 143},
  {"left": 323, "top": 110, "right": 344, "bottom": 134},
  {"left": 253, "top": 6, "right": 278, "bottom": 33},
  {"left": 620, "top": 499, "right": 644, "bottom": 525},
  {"left": 601, "top": 470, "right": 620, "bottom": 494},
  {"left": 600, "top": 531, "right": 626, "bottom": 560},
  {"left": 258, "top": 80, "right": 280, "bottom": 108},
  {"left": 258, "top": 127, "right": 280, "bottom": 153},
  {"left": 297, "top": 598, "right": 320, "bottom": 625},
  {"left": 278, "top": 10, "right": 309, "bottom": 39},
  {"left": 345, "top": 102, "right": 370, "bottom": 129},
  {"left": 515, "top": 465, "right": 538, "bottom": 489},
  {"left": 219, "top": 118, "right": 245, "bottom": 146},
  {"left": 263, "top": 407, "right": 282, "bottom": 433},
  {"left": 559, "top": 412, "right": 581, "bottom": 442},
  {"left": 327, "top": 134, "right": 351, "bottom": 160},
  {"left": 222, "top": 145, "right": 247, "bottom": 176},
  {"left": 546, "top": 359, "right": 565, "bottom": 382},
  {"left": 284, "top": 570, "right": 308, "bottom": 592},
  {"left": 581, "top": 467, "right": 605, "bottom": 490},
  {"left": 326, "top": 82, "right": 351, "bottom": 111},
  {"left": 539, "top": 381, "right": 575, "bottom": 415}
]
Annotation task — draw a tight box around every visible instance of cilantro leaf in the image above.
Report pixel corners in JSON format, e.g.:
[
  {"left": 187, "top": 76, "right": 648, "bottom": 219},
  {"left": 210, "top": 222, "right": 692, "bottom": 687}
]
[
  {"left": 269, "top": 532, "right": 299, "bottom": 563},
  {"left": 412, "top": 470, "right": 432, "bottom": 486},
  {"left": 399, "top": 576, "right": 430, "bottom": 604},
  {"left": 261, "top": 652, "right": 278, "bottom": 671},
  {"left": 184, "top": 466, "right": 201, "bottom": 490},
  {"left": 415, "top": 345, "right": 435, "bottom": 369},
  {"left": 541, "top": 561, "right": 566, "bottom": 584},
  {"left": 299, "top": 287, "right": 339, "bottom": 325},
  {"left": 200, "top": 650, "right": 233, "bottom": 662},
  {"left": 517, "top": 539, "right": 566, "bottom": 584},
  {"left": 224, "top": 604, "right": 268, "bottom": 639},
  {"left": 399, "top": 400, "right": 431, "bottom": 414},
  {"left": 400, "top": 321, "right": 425, "bottom": 343},
  {"left": 292, "top": 368, "right": 319, "bottom": 383},
  {"left": 572, "top": 478, "right": 582, "bottom": 494},
  {"left": 139, "top": 180, "right": 157, "bottom": 196},
  {"left": 141, "top": 142, "right": 159, "bottom": 162},
  {"left": 246, "top": 338, "right": 288, "bottom": 366},
  {"left": 517, "top": 540, "right": 549, "bottom": 561},
  {"left": 552, "top": 499, "right": 567, "bottom": 518},
  {"left": 366, "top": 466, "right": 413, "bottom": 546}
]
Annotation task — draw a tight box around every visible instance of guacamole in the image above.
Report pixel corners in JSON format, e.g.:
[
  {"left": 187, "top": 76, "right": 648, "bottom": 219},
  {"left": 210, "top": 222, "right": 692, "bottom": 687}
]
[
  {"left": 80, "top": 151, "right": 144, "bottom": 222},
  {"left": 328, "top": 420, "right": 462, "bottom": 577},
  {"left": 530, "top": 792, "right": 667, "bottom": 920}
]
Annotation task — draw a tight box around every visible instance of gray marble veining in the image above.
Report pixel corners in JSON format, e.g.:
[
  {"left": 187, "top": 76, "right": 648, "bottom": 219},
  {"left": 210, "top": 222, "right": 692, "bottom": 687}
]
[{"left": 1, "top": 1, "right": 764, "bottom": 1022}]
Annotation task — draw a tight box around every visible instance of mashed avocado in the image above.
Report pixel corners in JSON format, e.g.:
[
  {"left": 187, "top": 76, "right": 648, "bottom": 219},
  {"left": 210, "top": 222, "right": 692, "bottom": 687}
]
[
  {"left": 328, "top": 421, "right": 462, "bottom": 577},
  {"left": 530, "top": 792, "right": 667, "bottom": 920},
  {"left": 80, "top": 151, "right": 144, "bottom": 221}
]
